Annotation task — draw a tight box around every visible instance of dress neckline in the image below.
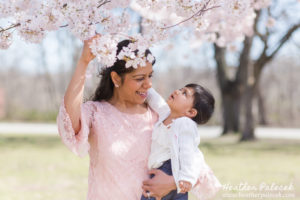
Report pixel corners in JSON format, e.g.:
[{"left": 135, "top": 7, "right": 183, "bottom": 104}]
[{"left": 103, "top": 101, "right": 150, "bottom": 116}]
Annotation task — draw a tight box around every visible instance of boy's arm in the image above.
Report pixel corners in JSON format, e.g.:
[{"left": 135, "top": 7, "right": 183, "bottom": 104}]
[
  {"left": 146, "top": 88, "right": 170, "bottom": 121},
  {"left": 177, "top": 118, "right": 200, "bottom": 188}
]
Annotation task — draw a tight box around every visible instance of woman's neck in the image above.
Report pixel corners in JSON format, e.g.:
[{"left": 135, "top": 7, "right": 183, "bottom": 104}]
[{"left": 108, "top": 93, "right": 146, "bottom": 114}]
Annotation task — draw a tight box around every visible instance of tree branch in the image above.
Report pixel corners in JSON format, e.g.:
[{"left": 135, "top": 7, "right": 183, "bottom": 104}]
[
  {"left": 267, "top": 22, "right": 300, "bottom": 61},
  {"left": 253, "top": 10, "right": 267, "bottom": 45},
  {"left": 97, "top": 0, "right": 111, "bottom": 8},
  {"left": 162, "top": 0, "right": 220, "bottom": 29},
  {"left": 0, "top": 23, "right": 21, "bottom": 33},
  {"left": 254, "top": 22, "right": 300, "bottom": 82}
]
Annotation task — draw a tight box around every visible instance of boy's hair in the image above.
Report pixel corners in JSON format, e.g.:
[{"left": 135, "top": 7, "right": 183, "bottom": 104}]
[{"left": 185, "top": 83, "right": 215, "bottom": 125}]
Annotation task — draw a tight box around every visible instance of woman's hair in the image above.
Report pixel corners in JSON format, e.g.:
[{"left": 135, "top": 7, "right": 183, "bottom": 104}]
[
  {"left": 92, "top": 40, "right": 155, "bottom": 102},
  {"left": 185, "top": 83, "right": 215, "bottom": 125}
]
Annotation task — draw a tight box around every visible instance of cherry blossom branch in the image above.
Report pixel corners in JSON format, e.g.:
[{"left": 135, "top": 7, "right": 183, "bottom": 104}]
[
  {"left": 0, "top": 23, "right": 21, "bottom": 33},
  {"left": 0, "top": 1, "right": 111, "bottom": 33},
  {"left": 162, "top": 1, "right": 220, "bottom": 29},
  {"left": 98, "top": 0, "right": 111, "bottom": 8}
]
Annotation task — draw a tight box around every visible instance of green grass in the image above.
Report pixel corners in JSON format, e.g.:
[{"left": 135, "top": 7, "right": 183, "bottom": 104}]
[
  {"left": 0, "top": 134, "right": 89, "bottom": 200},
  {"left": 4, "top": 109, "right": 58, "bottom": 122},
  {"left": 0, "top": 134, "right": 299, "bottom": 200}
]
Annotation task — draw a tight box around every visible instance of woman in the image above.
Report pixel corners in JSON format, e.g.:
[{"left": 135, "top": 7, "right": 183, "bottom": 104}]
[{"left": 57, "top": 35, "right": 176, "bottom": 200}]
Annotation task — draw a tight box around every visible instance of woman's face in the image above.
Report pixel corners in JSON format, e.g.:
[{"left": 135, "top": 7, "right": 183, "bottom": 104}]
[{"left": 119, "top": 62, "right": 153, "bottom": 105}]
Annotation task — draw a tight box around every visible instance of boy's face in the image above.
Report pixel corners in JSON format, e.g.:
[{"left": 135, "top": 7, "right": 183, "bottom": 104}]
[{"left": 167, "top": 87, "right": 196, "bottom": 117}]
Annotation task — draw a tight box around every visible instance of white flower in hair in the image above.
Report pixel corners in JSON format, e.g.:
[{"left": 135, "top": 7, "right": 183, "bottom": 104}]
[
  {"left": 147, "top": 54, "right": 155, "bottom": 63},
  {"left": 117, "top": 46, "right": 136, "bottom": 60},
  {"left": 116, "top": 38, "right": 154, "bottom": 68},
  {"left": 125, "top": 59, "right": 134, "bottom": 68}
]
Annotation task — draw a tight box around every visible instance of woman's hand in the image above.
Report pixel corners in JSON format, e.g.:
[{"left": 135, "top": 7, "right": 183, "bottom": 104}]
[
  {"left": 142, "top": 169, "right": 176, "bottom": 200},
  {"left": 79, "top": 34, "right": 100, "bottom": 65}
]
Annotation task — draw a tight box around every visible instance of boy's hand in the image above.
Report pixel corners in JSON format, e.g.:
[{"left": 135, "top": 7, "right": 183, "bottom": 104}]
[{"left": 179, "top": 180, "right": 192, "bottom": 193}]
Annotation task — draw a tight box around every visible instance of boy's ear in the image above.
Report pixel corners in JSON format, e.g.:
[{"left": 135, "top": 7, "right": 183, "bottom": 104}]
[
  {"left": 185, "top": 108, "right": 197, "bottom": 118},
  {"left": 110, "top": 71, "right": 122, "bottom": 87}
]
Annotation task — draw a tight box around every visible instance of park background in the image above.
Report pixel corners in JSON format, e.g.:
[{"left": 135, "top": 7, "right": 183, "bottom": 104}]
[{"left": 1, "top": 0, "right": 300, "bottom": 199}]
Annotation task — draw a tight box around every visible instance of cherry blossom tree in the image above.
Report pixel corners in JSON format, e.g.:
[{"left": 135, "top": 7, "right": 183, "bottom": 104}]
[{"left": 1, "top": 0, "right": 271, "bottom": 69}]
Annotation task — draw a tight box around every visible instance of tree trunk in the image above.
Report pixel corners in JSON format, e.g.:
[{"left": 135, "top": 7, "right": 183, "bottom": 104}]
[
  {"left": 222, "top": 91, "right": 241, "bottom": 134},
  {"left": 256, "top": 85, "right": 268, "bottom": 125},
  {"left": 240, "top": 85, "right": 256, "bottom": 141},
  {"left": 214, "top": 44, "right": 242, "bottom": 134}
]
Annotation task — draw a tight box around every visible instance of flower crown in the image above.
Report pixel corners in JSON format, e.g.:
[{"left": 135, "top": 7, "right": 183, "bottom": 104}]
[
  {"left": 117, "top": 44, "right": 155, "bottom": 69},
  {"left": 90, "top": 35, "right": 154, "bottom": 69}
]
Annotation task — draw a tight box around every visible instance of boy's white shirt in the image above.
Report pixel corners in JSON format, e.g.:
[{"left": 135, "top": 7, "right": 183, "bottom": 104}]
[{"left": 146, "top": 88, "right": 204, "bottom": 192}]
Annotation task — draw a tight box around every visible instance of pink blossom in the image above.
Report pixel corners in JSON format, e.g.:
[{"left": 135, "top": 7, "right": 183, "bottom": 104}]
[
  {"left": 0, "top": 0, "right": 275, "bottom": 66},
  {"left": 0, "top": 32, "right": 12, "bottom": 49}
]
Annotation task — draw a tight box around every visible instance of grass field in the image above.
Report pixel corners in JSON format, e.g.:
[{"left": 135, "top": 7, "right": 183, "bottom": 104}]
[{"left": 0, "top": 134, "right": 299, "bottom": 200}]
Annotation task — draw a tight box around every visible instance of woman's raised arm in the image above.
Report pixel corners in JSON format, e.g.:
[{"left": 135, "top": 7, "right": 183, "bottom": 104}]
[{"left": 64, "top": 35, "right": 99, "bottom": 134}]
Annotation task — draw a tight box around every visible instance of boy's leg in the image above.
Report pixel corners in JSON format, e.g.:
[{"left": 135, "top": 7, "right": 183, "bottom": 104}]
[
  {"left": 161, "top": 190, "right": 177, "bottom": 200},
  {"left": 172, "top": 192, "right": 188, "bottom": 200},
  {"left": 157, "top": 160, "right": 179, "bottom": 200},
  {"left": 158, "top": 160, "right": 188, "bottom": 200}
]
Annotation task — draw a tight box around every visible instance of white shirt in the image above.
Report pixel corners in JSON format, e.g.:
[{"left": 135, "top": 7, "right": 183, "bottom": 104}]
[
  {"left": 146, "top": 88, "right": 221, "bottom": 196},
  {"left": 148, "top": 122, "right": 171, "bottom": 169}
]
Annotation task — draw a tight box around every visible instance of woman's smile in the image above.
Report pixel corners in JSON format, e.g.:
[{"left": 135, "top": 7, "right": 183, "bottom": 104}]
[{"left": 137, "top": 91, "right": 148, "bottom": 99}]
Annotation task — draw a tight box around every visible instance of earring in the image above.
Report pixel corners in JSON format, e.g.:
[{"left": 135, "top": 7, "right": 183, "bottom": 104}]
[{"left": 115, "top": 84, "right": 119, "bottom": 88}]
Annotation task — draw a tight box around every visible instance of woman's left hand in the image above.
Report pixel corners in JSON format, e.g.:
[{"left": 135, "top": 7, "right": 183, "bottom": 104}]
[{"left": 142, "top": 169, "right": 176, "bottom": 200}]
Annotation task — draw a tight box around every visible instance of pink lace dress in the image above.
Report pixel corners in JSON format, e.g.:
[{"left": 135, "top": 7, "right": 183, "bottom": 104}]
[{"left": 57, "top": 100, "right": 158, "bottom": 200}]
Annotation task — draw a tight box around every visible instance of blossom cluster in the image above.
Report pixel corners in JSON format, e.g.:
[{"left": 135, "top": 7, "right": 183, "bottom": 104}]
[
  {"left": 89, "top": 34, "right": 154, "bottom": 68},
  {"left": 116, "top": 36, "right": 155, "bottom": 69},
  {"left": 0, "top": 0, "right": 273, "bottom": 67}
]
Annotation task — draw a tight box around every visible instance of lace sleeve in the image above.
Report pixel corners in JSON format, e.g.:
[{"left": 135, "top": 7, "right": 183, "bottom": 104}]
[{"left": 56, "top": 99, "right": 96, "bottom": 157}]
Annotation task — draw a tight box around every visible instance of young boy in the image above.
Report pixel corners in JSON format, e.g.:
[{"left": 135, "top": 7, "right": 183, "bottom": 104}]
[{"left": 142, "top": 84, "right": 221, "bottom": 200}]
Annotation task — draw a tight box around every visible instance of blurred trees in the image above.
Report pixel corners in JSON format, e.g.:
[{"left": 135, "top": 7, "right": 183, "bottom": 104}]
[
  {"left": 0, "top": 30, "right": 81, "bottom": 121},
  {"left": 0, "top": 87, "right": 4, "bottom": 118},
  {"left": 0, "top": 41, "right": 300, "bottom": 127},
  {"left": 213, "top": 0, "right": 300, "bottom": 141},
  {"left": 153, "top": 59, "right": 300, "bottom": 128}
]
